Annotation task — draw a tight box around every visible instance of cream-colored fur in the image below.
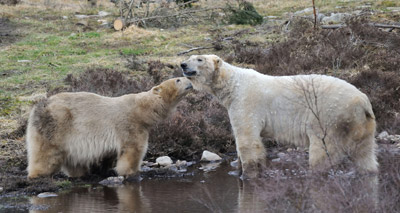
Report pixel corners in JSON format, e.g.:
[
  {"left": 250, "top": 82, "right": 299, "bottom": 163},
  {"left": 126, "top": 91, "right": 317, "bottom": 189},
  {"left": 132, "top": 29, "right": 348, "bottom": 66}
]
[
  {"left": 181, "top": 55, "right": 378, "bottom": 178},
  {"left": 26, "top": 77, "right": 192, "bottom": 179}
]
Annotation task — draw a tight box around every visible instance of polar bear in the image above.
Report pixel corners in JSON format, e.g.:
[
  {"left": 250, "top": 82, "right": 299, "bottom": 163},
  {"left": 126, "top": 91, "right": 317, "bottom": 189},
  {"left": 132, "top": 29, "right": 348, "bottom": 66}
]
[
  {"left": 26, "top": 77, "right": 192, "bottom": 179},
  {"left": 181, "top": 55, "right": 378, "bottom": 178}
]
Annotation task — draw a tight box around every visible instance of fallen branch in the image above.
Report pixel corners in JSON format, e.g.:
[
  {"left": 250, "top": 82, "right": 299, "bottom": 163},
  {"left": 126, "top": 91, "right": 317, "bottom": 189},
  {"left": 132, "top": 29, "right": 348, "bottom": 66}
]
[
  {"left": 321, "top": 23, "right": 400, "bottom": 29},
  {"left": 113, "top": 7, "right": 223, "bottom": 30},
  {"left": 177, "top": 46, "right": 214, "bottom": 56}
]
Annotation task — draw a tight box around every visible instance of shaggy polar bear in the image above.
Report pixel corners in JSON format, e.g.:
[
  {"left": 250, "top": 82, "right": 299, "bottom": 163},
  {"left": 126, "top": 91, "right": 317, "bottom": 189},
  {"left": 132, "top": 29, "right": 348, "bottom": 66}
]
[
  {"left": 26, "top": 77, "right": 192, "bottom": 179},
  {"left": 181, "top": 55, "right": 378, "bottom": 178}
]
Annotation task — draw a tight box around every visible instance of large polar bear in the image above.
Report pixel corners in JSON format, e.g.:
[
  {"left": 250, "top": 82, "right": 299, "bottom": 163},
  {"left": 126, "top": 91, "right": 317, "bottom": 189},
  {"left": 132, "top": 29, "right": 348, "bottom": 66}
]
[
  {"left": 181, "top": 55, "right": 378, "bottom": 178},
  {"left": 26, "top": 77, "right": 192, "bottom": 179}
]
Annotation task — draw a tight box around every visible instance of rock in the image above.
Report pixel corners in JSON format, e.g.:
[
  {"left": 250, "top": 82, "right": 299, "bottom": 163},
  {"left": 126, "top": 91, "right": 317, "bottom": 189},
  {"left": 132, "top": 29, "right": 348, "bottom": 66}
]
[
  {"left": 230, "top": 159, "right": 239, "bottom": 168},
  {"left": 387, "top": 7, "right": 400, "bottom": 12},
  {"left": 175, "top": 160, "right": 187, "bottom": 168},
  {"left": 321, "top": 13, "right": 350, "bottom": 24},
  {"left": 156, "top": 156, "right": 173, "bottom": 166},
  {"left": 0, "top": 187, "right": 3, "bottom": 193},
  {"left": 37, "top": 192, "right": 58, "bottom": 198},
  {"left": 141, "top": 166, "right": 152, "bottom": 172},
  {"left": 186, "top": 161, "right": 196, "bottom": 167},
  {"left": 200, "top": 150, "right": 222, "bottom": 162},
  {"left": 17, "top": 60, "right": 31, "bottom": 63},
  {"left": 98, "top": 11, "right": 110, "bottom": 17},
  {"left": 294, "top": 7, "right": 314, "bottom": 15},
  {"left": 272, "top": 158, "right": 281, "bottom": 162},
  {"left": 199, "top": 162, "right": 221, "bottom": 172},
  {"left": 277, "top": 152, "right": 286, "bottom": 158},
  {"left": 62, "top": 16, "right": 68, "bottom": 19},
  {"left": 287, "top": 148, "right": 293, "bottom": 152},
  {"left": 228, "top": 170, "right": 241, "bottom": 176},
  {"left": 99, "top": 176, "right": 124, "bottom": 186},
  {"left": 378, "top": 131, "right": 389, "bottom": 140}
]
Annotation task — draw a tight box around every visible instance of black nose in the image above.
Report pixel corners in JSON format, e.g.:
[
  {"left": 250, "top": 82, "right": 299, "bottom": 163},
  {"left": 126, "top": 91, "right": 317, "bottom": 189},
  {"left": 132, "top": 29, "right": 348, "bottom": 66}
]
[{"left": 181, "top": 63, "right": 187, "bottom": 69}]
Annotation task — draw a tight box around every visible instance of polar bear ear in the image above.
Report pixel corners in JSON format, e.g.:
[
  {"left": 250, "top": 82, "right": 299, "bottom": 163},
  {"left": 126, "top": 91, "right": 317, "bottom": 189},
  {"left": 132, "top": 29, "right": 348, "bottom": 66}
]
[
  {"left": 152, "top": 86, "right": 162, "bottom": 95},
  {"left": 213, "top": 56, "right": 223, "bottom": 71}
]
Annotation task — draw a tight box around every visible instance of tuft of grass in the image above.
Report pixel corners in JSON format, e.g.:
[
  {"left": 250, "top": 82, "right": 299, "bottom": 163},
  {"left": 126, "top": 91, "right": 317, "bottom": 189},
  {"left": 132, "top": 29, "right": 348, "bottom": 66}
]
[{"left": 55, "top": 180, "right": 72, "bottom": 189}]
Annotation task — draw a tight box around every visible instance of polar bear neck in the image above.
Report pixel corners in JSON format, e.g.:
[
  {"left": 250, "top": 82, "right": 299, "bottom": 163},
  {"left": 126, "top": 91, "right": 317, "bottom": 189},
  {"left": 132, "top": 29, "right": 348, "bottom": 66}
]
[{"left": 208, "top": 62, "right": 254, "bottom": 109}]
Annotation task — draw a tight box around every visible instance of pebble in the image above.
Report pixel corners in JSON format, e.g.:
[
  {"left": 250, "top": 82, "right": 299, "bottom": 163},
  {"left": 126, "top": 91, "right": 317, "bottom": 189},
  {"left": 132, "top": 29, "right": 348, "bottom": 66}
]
[
  {"left": 99, "top": 176, "right": 124, "bottom": 186},
  {"left": 156, "top": 156, "right": 173, "bottom": 167},
  {"left": 200, "top": 150, "right": 222, "bottom": 162},
  {"left": 37, "top": 192, "right": 58, "bottom": 198},
  {"left": 175, "top": 160, "right": 187, "bottom": 168},
  {"left": 0, "top": 187, "right": 3, "bottom": 193}
]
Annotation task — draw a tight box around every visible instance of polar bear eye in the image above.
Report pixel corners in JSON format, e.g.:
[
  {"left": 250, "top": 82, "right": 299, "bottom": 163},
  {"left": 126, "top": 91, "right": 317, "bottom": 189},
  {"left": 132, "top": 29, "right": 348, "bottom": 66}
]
[
  {"left": 197, "top": 59, "right": 203, "bottom": 62},
  {"left": 176, "top": 79, "right": 181, "bottom": 83}
]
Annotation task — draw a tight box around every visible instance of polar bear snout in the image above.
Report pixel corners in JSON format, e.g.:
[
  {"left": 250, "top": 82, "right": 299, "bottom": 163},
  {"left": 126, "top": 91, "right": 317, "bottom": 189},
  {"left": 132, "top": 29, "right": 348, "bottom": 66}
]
[{"left": 181, "top": 63, "right": 197, "bottom": 77}]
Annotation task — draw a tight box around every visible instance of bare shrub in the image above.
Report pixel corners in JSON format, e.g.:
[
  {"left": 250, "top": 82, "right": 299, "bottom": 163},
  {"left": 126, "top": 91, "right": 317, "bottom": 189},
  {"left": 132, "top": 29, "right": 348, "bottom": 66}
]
[
  {"left": 0, "top": 0, "right": 20, "bottom": 5},
  {"left": 147, "top": 93, "right": 234, "bottom": 160},
  {"left": 350, "top": 70, "right": 400, "bottom": 133},
  {"left": 48, "top": 68, "right": 153, "bottom": 97}
]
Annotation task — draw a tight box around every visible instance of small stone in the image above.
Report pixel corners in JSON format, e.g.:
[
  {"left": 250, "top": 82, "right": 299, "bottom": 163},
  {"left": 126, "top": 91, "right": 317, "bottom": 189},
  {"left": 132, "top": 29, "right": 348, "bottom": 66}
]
[
  {"left": 156, "top": 156, "right": 173, "bottom": 166},
  {"left": 0, "top": 187, "right": 3, "bottom": 193},
  {"left": 199, "top": 162, "right": 221, "bottom": 172},
  {"left": 200, "top": 150, "right": 222, "bottom": 162},
  {"left": 17, "top": 60, "right": 31, "bottom": 63},
  {"left": 378, "top": 131, "right": 389, "bottom": 140},
  {"left": 287, "top": 148, "right": 293, "bottom": 152},
  {"left": 98, "top": 11, "right": 110, "bottom": 17},
  {"left": 272, "top": 158, "right": 281, "bottom": 162},
  {"left": 230, "top": 159, "right": 239, "bottom": 168},
  {"left": 277, "top": 152, "right": 286, "bottom": 158},
  {"left": 37, "top": 192, "right": 58, "bottom": 198},
  {"left": 186, "top": 161, "right": 195, "bottom": 167},
  {"left": 62, "top": 16, "right": 68, "bottom": 19},
  {"left": 141, "top": 166, "right": 152, "bottom": 172},
  {"left": 99, "top": 176, "right": 124, "bottom": 186},
  {"left": 175, "top": 160, "right": 187, "bottom": 168}
]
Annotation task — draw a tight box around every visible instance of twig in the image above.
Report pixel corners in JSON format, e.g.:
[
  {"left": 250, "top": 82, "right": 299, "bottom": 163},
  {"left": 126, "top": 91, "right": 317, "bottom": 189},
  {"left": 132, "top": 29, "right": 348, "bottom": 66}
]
[
  {"left": 177, "top": 46, "right": 214, "bottom": 56},
  {"left": 312, "top": 0, "right": 317, "bottom": 29}
]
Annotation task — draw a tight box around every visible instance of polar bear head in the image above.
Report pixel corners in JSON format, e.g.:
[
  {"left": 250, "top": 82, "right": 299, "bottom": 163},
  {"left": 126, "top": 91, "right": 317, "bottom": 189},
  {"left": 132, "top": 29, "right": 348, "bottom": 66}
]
[
  {"left": 151, "top": 77, "right": 193, "bottom": 104},
  {"left": 180, "top": 55, "right": 223, "bottom": 92}
]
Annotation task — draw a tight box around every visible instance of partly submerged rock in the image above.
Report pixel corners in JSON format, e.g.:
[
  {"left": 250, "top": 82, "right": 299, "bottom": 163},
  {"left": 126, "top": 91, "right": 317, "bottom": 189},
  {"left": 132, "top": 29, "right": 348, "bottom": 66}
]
[
  {"left": 199, "top": 162, "right": 221, "bottom": 172},
  {"left": 200, "top": 150, "right": 222, "bottom": 162},
  {"left": 156, "top": 156, "right": 173, "bottom": 166},
  {"left": 99, "top": 176, "right": 124, "bottom": 186},
  {"left": 37, "top": 192, "right": 58, "bottom": 198}
]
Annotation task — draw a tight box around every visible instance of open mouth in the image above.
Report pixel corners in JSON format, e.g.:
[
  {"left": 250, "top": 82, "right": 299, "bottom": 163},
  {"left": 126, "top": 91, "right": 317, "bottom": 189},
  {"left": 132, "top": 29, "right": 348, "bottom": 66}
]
[
  {"left": 185, "top": 84, "right": 193, "bottom": 90},
  {"left": 182, "top": 70, "right": 197, "bottom": 77}
]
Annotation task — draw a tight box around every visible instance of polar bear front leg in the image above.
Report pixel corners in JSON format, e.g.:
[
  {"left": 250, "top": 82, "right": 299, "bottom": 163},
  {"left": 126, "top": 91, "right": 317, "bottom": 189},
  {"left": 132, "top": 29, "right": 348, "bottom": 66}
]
[
  {"left": 235, "top": 132, "right": 266, "bottom": 179},
  {"left": 115, "top": 132, "right": 149, "bottom": 178}
]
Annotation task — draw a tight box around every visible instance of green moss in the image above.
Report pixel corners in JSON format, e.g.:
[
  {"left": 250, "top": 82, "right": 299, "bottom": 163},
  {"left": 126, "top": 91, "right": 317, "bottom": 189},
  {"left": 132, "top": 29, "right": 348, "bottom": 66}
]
[
  {"left": 55, "top": 180, "right": 72, "bottom": 188},
  {"left": 228, "top": 1, "right": 263, "bottom": 26},
  {"left": 380, "top": 1, "right": 397, "bottom": 7}
]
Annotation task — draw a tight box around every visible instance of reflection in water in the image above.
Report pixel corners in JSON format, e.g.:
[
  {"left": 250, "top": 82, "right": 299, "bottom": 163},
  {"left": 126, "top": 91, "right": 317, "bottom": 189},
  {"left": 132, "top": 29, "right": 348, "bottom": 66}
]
[{"left": 29, "top": 163, "right": 379, "bottom": 213}]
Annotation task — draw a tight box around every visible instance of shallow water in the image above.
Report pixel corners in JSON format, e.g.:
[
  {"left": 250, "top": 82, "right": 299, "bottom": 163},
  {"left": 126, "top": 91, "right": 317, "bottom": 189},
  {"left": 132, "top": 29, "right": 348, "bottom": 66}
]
[
  {"left": 29, "top": 162, "right": 244, "bottom": 213},
  {"left": 1, "top": 161, "right": 385, "bottom": 213}
]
